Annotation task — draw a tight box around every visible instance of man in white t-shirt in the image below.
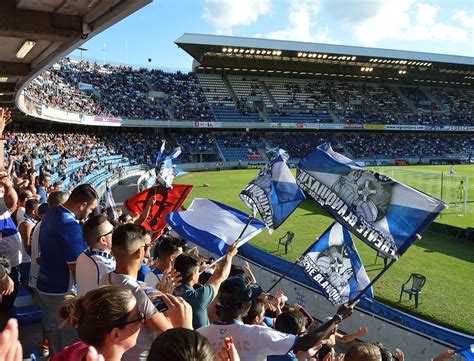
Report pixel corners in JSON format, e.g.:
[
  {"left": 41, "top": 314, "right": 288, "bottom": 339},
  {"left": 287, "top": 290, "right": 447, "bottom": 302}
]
[
  {"left": 100, "top": 223, "right": 192, "bottom": 361},
  {"left": 76, "top": 214, "right": 115, "bottom": 296},
  {"left": 197, "top": 277, "right": 355, "bottom": 361},
  {"left": 145, "top": 236, "right": 182, "bottom": 288}
]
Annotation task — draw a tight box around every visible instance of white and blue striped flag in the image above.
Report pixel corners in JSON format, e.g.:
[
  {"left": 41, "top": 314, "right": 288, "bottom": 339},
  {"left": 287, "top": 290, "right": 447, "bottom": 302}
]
[
  {"left": 165, "top": 198, "right": 266, "bottom": 256},
  {"left": 297, "top": 143, "right": 447, "bottom": 259},
  {"left": 240, "top": 149, "right": 305, "bottom": 234},
  {"left": 105, "top": 185, "right": 118, "bottom": 221},
  {"left": 457, "top": 345, "right": 474, "bottom": 361},
  {"left": 299, "top": 222, "right": 373, "bottom": 306},
  {"left": 158, "top": 146, "right": 182, "bottom": 189}
]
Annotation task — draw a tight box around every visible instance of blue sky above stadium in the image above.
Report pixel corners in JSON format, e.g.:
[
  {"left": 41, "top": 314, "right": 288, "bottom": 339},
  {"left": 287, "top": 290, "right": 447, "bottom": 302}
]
[{"left": 72, "top": 0, "right": 474, "bottom": 70}]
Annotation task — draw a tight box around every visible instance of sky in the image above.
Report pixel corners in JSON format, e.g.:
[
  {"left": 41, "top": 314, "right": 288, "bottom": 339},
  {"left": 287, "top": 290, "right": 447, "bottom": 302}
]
[{"left": 72, "top": 0, "right": 474, "bottom": 71}]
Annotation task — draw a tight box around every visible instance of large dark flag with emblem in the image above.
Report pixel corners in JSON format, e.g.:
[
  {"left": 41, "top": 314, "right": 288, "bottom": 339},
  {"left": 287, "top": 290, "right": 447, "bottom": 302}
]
[
  {"left": 299, "top": 222, "right": 372, "bottom": 306},
  {"left": 124, "top": 184, "right": 193, "bottom": 232},
  {"left": 240, "top": 149, "right": 305, "bottom": 234},
  {"left": 297, "top": 143, "right": 446, "bottom": 259}
]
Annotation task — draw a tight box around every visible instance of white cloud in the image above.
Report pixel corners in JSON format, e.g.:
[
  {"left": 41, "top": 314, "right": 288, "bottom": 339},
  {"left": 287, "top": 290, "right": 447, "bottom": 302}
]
[
  {"left": 260, "top": 0, "right": 340, "bottom": 44},
  {"left": 416, "top": 3, "right": 438, "bottom": 25},
  {"left": 325, "top": 0, "right": 471, "bottom": 47},
  {"left": 452, "top": 10, "right": 474, "bottom": 28},
  {"left": 201, "top": 0, "right": 271, "bottom": 35}
]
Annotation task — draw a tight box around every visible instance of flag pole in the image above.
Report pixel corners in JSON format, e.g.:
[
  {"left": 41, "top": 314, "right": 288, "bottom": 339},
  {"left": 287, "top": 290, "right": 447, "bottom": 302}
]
[
  {"left": 265, "top": 221, "right": 336, "bottom": 294},
  {"left": 200, "top": 215, "right": 255, "bottom": 275},
  {"left": 266, "top": 257, "right": 302, "bottom": 294},
  {"left": 349, "top": 233, "right": 422, "bottom": 305},
  {"left": 348, "top": 258, "right": 396, "bottom": 306}
]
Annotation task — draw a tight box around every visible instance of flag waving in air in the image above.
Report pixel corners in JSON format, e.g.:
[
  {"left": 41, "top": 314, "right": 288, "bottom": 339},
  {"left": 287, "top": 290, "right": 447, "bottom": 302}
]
[
  {"left": 124, "top": 183, "right": 193, "bottom": 232},
  {"left": 240, "top": 149, "right": 305, "bottom": 234},
  {"left": 155, "top": 141, "right": 182, "bottom": 189},
  {"left": 105, "top": 185, "right": 118, "bottom": 222},
  {"left": 299, "top": 222, "right": 373, "bottom": 306},
  {"left": 297, "top": 143, "right": 447, "bottom": 259},
  {"left": 155, "top": 140, "right": 167, "bottom": 166},
  {"left": 166, "top": 198, "right": 266, "bottom": 256}
]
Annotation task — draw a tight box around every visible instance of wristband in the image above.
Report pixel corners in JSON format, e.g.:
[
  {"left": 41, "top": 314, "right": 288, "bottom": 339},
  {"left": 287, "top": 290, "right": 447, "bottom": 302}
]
[
  {"left": 0, "top": 137, "right": 7, "bottom": 141},
  {"left": 333, "top": 314, "right": 343, "bottom": 324}
]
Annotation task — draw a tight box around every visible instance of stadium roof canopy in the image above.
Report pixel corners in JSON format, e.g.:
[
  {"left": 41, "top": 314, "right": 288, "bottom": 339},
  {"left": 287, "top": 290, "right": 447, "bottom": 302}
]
[
  {"left": 0, "top": 0, "right": 152, "bottom": 109},
  {"left": 176, "top": 33, "right": 474, "bottom": 87}
]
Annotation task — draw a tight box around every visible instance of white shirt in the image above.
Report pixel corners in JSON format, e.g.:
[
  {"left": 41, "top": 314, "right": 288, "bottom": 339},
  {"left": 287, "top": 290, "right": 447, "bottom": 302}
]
[
  {"left": 197, "top": 320, "right": 297, "bottom": 361},
  {"left": 18, "top": 216, "right": 36, "bottom": 264},
  {"left": 0, "top": 198, "right": 23, "bottom": 267},
  {"left": 76, "top": 248, "right": 116, "bottom": 297},
  {"left": 16, "top": 207, "right": 25, "bottom": 225},
  {"left": 100, "top": 272, "right": 158, "bottom": 361},
  {"left": 144, "top": 269, "right": 163, "bottom": 289},
  {"left": 28, "top": 220, "right": 42, "bottom": 289}
]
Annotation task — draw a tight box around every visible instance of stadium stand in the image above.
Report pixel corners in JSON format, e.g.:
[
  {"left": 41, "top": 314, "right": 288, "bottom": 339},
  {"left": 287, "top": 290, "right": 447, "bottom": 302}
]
[{"left": 25, "top": 58, "right": 473, "bottom": 126}]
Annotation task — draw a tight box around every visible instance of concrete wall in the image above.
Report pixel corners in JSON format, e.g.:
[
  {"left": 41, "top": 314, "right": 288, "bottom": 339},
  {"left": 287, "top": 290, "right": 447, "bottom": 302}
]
[{"left": 196, "top": 246, "right": 465, "bottom": 360}]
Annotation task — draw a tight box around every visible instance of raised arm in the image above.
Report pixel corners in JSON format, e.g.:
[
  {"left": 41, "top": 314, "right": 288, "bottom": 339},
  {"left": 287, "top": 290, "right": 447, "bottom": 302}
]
[
  {"left": 134, "top": 195, "right": 156, "bottom": 225},
  {"left": 294, "top": 303, "right": 354, "bottom": 352},
  {"left": 205, "top": 241, "right": 238, "bottom": 295}
]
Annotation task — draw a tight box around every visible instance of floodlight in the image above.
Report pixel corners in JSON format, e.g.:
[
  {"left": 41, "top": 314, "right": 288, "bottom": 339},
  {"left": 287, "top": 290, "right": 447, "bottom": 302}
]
[
  {"left": 222, "top": 48, "right": 227, "bottom": 52},
  {"left": 317, "top": 54, "right": 322, "bottom": 58},
  {"left": 351, "top": 56, "right": 356, "bottom": 61},
  {"left": 16, "top": 40, "right": 36, "bottom": 59},
  {"left": 297, "top": 52, "right": 302, "bottom": 57},
  {"left": 233, "top": 48, "right": 239, "bottom": 53},
  {"left": 0, "top": 77, "right": 7, "bottom": 83},
  {"left": 302, "top": 53, "right": 307, "bottom": 57},
  {"left": 277, "top": 51, "right": 282, "bottom": 55},
  {"left": 361, "top": 67, "right": 366, "bottom": 71},
  {"left": 322, "top": 54, "right": 328, "bottom": 59},
  {"left": 245, "top": 49, "right": 250, "bottom": 54},
  {"left": 250, "top": 49, "right": 255, "bottom": 54},
  {"left": 256, "top": 50, "right": 261, "bottom": 54},
  {"left": 239, "top": 49, "right": 244, "bottom": 53}
]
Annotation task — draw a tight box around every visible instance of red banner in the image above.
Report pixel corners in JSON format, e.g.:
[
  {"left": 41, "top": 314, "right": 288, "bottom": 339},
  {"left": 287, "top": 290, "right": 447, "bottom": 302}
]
[{"left": 124, "top": 184, "right": 193, "bottom": 232}]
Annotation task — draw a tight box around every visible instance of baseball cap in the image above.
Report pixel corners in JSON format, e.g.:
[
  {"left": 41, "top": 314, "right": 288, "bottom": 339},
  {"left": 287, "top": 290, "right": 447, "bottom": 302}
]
[{"left": 217, "top": 276, "right": 262, "bottom": 309}]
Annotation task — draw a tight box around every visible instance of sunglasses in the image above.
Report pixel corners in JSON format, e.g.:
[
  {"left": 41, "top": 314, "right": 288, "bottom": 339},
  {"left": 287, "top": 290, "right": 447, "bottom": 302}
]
[
  {"left": 96, "top": 229, "right": 114, "bottom": 242},
  {"left": 109, "top": 311, "right": 146, "bottom": 330}
]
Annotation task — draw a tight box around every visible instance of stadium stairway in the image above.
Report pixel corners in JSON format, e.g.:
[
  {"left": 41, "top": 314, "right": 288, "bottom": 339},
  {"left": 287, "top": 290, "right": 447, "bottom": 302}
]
[
  {"left": 259, "top": 80, "right": 279, "bottom": 111},
  {"left": 390, "top": 85, "right": 417, "bottom": 112},
  {"left": 222, "top": 75, "right": 240, "bottom": 108}
]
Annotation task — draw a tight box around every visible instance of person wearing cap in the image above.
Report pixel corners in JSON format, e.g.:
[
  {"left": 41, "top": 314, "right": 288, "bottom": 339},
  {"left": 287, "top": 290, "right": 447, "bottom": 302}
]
[
  {"left": 174, "top": 241, "right": 238, "bottom": 330},
  {"left": 76, "top": 214, "right": 116, "bottom": 297},
  {"left": 197, "top": 276, "right": 355, "bottom": 361}
]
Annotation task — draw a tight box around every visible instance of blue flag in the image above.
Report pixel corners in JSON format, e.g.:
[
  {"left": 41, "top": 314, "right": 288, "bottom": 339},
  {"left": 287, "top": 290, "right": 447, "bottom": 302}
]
[
  {"left": 299, "top": 222, "right": 373, "bottom": 306},
  {"left": 457, "top": 345, "right": 474, "bottom": 361},
  {"left": 166, "top": 198, "right": 266, "bottom": 256},
  {"left": 297, "top": 143, "right": 447, "bottom": 259},
  {"left": 240, "top": 149, "right": 305, "bottom": 234}
]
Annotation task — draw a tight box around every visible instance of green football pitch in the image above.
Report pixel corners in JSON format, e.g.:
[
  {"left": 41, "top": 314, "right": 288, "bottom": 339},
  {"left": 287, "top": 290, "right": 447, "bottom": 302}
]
[
  {"left": 368, "top": 164, "right": 474, "bottom": 229},
  {"left": 174, "top": 166, "right": 474, "bottom": 335}
]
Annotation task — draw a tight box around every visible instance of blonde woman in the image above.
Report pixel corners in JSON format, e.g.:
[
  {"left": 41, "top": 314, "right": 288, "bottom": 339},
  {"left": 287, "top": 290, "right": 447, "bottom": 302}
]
[{"left": 53, "top": 286, "right": 144, "bottom": 361}]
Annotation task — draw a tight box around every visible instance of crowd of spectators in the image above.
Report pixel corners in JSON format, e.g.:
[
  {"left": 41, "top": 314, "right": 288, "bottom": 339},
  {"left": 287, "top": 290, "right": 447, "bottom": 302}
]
[
  {"left": 265, "top": 132, "right": 472, "bottom": 160},
  {"left": 24, "top": 58, "right": 473, "bottom": 127},
  {"left": 0, "top": 107, "right": 463, "bottom": 361},
  {"left": 26, "top": 58, "right": 214, "bottom": 122}
]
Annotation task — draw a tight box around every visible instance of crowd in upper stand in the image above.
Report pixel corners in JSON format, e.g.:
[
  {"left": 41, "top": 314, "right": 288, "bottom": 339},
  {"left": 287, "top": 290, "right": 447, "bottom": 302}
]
[
  {"left": 0, "top": 107, "right": 462, "bottom": 361},
  {"left": 24, "top": 58, "right": 473, "bottom": 126}
]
